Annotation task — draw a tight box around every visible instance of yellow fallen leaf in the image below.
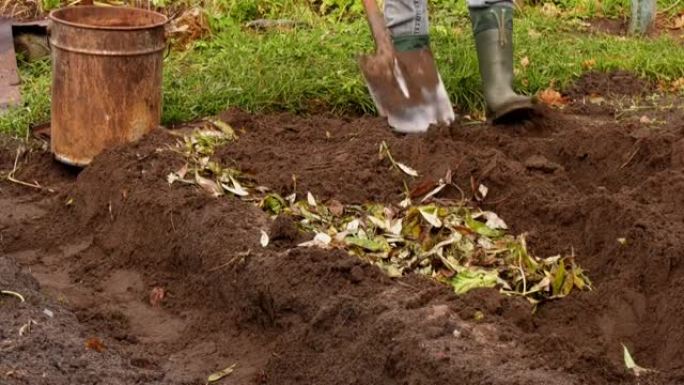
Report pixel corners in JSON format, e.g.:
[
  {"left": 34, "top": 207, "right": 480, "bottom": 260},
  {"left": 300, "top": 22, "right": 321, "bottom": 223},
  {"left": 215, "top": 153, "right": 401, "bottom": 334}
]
[
  {"left": 85, "top": 337, "right": 106, "bottom": 353},
  {"left": 541, "top": 3, "right": 561, "bottom": 17},
  {"left": 528, "top": 29, "right": 541, "bottom": 38},
  {"left": 588, "top": 93, "right": 605, "bottom": 105},
  {"left": 582, "top": 59, "right": 596, "bottom": 70},
  {"left": 671, "top": 77, "right": 684, "bottom": 92},
  {"left": 1, "top": 290, "right": 25, "bottom": 302},
  {"left": 208, "top": 364, "right": 236, "bottom": 383},
  {"left": 520, "top": 56, "right": 530, "bottom": 68}
]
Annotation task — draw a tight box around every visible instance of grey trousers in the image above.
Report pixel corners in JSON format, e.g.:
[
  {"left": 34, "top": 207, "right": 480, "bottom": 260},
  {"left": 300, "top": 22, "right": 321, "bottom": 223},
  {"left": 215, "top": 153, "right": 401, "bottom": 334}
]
[{"left": 384, "top": 0, "right": 514, "bottom": 37}]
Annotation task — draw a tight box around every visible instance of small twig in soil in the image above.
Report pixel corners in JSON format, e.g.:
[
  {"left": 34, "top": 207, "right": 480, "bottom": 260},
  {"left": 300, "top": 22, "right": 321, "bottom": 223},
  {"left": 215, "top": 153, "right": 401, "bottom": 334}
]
[
  {"left": 1, "top": 290, "right": 26, "bottom": 302},
  {"left": 395, "top": 280, "right": 420, "bottom": 291},
  {"left": 208, "top": 249, "right": 251, "bottom": 272},
  {"left": 7, "top": 148, "right": 43, "bottom": 191},
  {"left": 484, "top": 192, "right": 513, "bottom": 206},
  {"left": 170, "top": 212, "right": 176, "bottom": 232},
  {"left": 620, "top": 139, "right": 643, "bottom": 169}
]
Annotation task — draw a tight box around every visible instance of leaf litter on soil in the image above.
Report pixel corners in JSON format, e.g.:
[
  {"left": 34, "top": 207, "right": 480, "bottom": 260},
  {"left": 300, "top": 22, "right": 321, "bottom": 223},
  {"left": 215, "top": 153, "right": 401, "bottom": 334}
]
[{"left": 168, "top": 130, "right": 591, "bottom": 304}]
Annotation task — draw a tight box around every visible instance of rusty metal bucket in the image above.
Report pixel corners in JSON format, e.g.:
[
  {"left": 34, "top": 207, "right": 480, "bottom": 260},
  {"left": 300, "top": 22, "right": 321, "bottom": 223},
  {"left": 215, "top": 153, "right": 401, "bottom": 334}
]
[{"left": 48, "top": 6, "right": 167, "bottom": 166}]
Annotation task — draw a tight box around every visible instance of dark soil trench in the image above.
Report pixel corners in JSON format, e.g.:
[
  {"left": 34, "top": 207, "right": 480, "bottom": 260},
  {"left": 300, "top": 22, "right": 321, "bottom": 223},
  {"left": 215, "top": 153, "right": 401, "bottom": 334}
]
[{"left": 2, "top": 74, "right": 684, "bottom": 385}]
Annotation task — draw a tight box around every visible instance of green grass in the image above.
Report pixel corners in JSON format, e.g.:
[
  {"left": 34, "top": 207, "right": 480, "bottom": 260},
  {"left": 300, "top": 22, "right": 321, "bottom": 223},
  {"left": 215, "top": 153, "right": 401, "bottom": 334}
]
[{"left": 1, "top": 1, "right": 683, "bottom": 135}]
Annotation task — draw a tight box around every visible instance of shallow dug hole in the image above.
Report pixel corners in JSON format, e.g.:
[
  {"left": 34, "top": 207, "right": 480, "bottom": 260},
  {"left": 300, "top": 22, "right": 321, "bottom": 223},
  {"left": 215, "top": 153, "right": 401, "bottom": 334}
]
[{"left": 2, "top": 96, "right": 684, "bottom": 384}]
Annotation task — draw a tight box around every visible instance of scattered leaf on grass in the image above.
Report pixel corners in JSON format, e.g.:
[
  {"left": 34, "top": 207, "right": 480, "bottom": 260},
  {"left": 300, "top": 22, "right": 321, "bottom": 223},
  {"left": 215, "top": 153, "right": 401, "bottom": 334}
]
[
  {"left": 207, "top": 363, "right": 236, "bottom": 383},
  {"left": 520, "top": 56, "right": 530, "bottom": 68},
  {"left": 582, "top": 59, "right": 596, "bottom": 70},
  {"left": 85, "top": 337, "right": 106, "bottom": 353},
  {"left": 541, "top": 2, "right": 561, "bottom": 17},
  {"left": 538, "top": 88, "right": 568, "bottom": 107},
  {"left": 260, "top": 230, "right": 270, "bottom": 248},
  {"left": 1, "top": 290, "right": 26, "bottom": 303},
  {"left": 623, "top": 344, "right": 653, "bottom": 376},
  {"left": 670, "top": 14, "right": 684, "bottom": 30},
  {"left": 671, "top": 77, "right": 684, "bottom": 93},
  {"left": 528, "top": 29, "right": 541, "bottom": 38}
]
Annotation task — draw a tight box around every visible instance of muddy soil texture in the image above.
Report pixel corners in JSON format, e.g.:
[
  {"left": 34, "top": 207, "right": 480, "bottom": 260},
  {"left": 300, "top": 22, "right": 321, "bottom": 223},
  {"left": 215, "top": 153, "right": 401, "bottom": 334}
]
[{"left": 1, "top": 73, "right": 684, "bottom": 385}]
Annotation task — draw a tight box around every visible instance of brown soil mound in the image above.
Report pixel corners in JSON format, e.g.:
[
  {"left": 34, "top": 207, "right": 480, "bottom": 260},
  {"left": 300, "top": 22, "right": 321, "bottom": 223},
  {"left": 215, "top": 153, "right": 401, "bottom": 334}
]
[
  {"left": 565, "top": 70, "right": 656, "bottom": 99},
  {"left": 2, "top": 99, "right": 684, "bottom": 384}
]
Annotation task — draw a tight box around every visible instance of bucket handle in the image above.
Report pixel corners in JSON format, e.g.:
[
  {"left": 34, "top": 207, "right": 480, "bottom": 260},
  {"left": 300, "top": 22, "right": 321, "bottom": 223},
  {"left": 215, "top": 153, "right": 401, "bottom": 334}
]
[{"left": 163, "top": 42, "right": 172, "bottom": 60}]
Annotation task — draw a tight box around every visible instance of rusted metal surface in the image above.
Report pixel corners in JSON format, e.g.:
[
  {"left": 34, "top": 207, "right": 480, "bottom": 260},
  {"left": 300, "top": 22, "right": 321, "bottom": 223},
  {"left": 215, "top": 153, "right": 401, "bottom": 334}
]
[
  {"left": 49, "top": 6, "right": 167, "bottom": 166},
  {"left": 358, "top": 0, "right": 454, "bottom": 134},
  {"left": 0, "top": 17, "right": 22, "bottom": 113}
]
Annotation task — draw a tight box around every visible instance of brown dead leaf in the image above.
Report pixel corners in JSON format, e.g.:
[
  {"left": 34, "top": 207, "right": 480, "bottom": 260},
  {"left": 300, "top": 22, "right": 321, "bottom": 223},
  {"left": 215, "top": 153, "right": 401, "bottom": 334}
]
[
  {"left": 327, "top": 199, "right": 345, "bottom": 216},
  {"left": 671, "top": 78, "right": 684, "bottom": 92},
  {"left": 520, "top": 56, "right": 530, "bottom": 68},
  {"left": 439, "top": 269, "right": 456, "bottom": 279},
  {"left": 167, "top": 7, "right": 211, "bottom": 50},
  {"left": 195, "top": 173, "right": 223, "bottom": 197},
  {"left": 538, "top": 88, "right": 568, "bottom": 107},
  {"left": 670, "top": 14, "right": 684, "bottom": 30},
  {"left": 639, "top": 115, "right": 654, "bottom": 124},
  {"left": 582, "top": 59, "right": 596, "bottom": 70},
  {"left": 588, "top": 93, "right": 605, "bottom": 105},
  {"left": 85, "top": 337, "right": 106, "bottom": 353},
  {"left": 149, "top": 287, "right": 165, "bottom": 307},
  {"left": 410, "top": 178, "right": 439, "bottom": 199},
  {"left": 541, "top": 3, "right": 561, "bottom": 17}
]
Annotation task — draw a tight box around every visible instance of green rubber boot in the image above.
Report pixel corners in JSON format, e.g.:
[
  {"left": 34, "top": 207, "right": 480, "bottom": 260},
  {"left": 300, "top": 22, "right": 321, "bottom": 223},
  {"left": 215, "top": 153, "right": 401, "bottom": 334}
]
[
  {"left": 391, "top": 34, "right": 430, "bottom": 52},
  {"left": 469, "top": 5, "right": 535, "bottom": 122}
]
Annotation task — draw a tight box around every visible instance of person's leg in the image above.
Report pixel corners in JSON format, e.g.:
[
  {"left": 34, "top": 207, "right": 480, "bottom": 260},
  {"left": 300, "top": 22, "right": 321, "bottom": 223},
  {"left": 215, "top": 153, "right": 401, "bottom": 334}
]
[
  {"left": 384, "top": 0, "right": 430, "bottom": 51},
  {"left": 468, "top": 0, "right": 534, "bottom": 120}
]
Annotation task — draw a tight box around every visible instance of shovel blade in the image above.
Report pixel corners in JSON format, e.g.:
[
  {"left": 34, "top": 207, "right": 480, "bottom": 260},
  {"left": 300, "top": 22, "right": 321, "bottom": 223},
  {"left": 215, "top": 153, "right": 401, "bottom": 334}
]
[{"left": 359, "top": 47, "right": 455, "bottom": 133}]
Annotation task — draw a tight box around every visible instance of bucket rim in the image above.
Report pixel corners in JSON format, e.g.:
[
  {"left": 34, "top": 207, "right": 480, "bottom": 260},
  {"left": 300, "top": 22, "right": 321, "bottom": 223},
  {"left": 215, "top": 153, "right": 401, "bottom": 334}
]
[{"left": 48, "top": 5, "right": 168, "bottom": 31}]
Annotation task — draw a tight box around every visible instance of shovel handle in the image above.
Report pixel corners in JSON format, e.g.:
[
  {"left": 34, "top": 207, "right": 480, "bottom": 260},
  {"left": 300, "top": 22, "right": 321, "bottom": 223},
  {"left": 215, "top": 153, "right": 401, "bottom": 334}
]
[{"left": 362, "top": 0, "right": 393, "bottom": 53}]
